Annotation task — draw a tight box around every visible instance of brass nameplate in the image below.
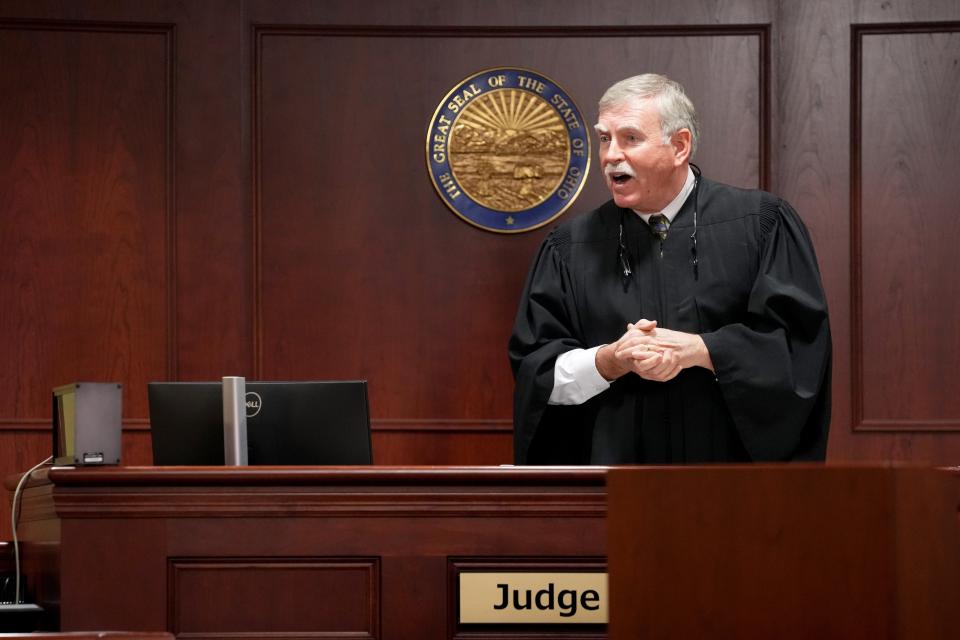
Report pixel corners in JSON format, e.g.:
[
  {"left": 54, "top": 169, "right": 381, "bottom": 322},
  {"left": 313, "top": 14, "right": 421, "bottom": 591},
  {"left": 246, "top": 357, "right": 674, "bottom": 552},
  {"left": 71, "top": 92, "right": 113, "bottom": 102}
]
[{"left": 459, "top": 572, "right": 607, "bottom": 624}]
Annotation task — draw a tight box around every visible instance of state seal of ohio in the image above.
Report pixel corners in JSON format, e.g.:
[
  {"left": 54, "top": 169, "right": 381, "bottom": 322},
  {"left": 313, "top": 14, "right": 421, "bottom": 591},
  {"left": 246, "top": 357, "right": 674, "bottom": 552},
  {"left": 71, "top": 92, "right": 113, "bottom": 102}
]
[{"left": 426, "top": 68, "right": 590, "bottom": 233}]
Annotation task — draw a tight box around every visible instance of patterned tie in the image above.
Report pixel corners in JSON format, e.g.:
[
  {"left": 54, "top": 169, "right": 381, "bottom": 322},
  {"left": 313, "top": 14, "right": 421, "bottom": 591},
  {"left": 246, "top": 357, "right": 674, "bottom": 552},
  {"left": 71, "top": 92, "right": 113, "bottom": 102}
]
[
  {"left": 648, "top": 214, "right": 668, "bottom": 258},
  {"left": 648, "top": 214, "right": 669, "bottom": 241}
]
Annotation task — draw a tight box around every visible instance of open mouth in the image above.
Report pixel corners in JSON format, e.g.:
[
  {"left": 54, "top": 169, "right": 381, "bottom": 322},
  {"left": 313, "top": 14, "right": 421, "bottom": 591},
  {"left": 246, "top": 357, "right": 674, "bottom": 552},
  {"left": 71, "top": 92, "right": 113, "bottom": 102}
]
[{"left": 610, "top": 173, "right": 632, "bottom": 185}]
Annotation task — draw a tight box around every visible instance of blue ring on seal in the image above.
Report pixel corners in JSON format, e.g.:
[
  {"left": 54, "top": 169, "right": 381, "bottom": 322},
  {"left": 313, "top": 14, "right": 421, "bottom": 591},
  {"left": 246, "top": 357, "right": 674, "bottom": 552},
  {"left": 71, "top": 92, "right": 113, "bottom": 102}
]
[{"left": 426, "top": 68, "right": 591, "bottom": 233}]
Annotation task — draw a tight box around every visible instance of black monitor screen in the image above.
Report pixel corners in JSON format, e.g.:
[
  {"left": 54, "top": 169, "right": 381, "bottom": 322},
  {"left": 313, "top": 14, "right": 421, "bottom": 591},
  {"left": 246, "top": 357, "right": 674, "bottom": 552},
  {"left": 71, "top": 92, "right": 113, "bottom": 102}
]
[{"left": 148, "top": 381, "right": 372, "bottom": 465}]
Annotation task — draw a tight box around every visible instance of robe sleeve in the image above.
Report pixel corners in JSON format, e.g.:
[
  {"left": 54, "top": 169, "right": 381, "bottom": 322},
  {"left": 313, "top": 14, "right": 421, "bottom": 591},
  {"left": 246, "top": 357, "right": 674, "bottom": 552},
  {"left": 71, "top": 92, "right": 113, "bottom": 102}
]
[
  {"left": 508, "top": 231, "right": 586, "bottom": 464},
  {"left": 700, "top": 200, "right": 832, "bottom": 461}
]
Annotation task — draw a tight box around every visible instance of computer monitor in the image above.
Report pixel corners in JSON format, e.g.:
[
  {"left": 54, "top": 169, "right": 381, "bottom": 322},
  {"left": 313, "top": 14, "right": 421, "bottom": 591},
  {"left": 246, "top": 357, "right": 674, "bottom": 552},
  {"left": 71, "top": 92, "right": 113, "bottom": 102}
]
[{"left": 148, "top": 380, "right": 372, "bottom": 465}]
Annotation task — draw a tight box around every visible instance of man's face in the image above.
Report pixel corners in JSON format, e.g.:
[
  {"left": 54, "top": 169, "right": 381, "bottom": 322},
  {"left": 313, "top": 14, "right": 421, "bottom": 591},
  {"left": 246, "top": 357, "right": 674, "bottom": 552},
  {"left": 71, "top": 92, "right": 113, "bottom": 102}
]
[{"left": 595, "top": 97, "right": 684, "bottom": 213}]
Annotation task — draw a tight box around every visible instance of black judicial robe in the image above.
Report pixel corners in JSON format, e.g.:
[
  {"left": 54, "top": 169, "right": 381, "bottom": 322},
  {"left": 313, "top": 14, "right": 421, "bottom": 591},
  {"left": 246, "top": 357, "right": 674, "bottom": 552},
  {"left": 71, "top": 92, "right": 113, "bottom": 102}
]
[{"left": 508, "top": 177, "right": 832, "bottom": 464}]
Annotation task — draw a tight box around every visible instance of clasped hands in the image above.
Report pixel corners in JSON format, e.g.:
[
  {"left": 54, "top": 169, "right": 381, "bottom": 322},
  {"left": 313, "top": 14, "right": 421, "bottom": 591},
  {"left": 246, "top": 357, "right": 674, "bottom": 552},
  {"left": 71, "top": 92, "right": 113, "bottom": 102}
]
[{"left": 595, "top": 319, "right": 714, "bottom": 383}]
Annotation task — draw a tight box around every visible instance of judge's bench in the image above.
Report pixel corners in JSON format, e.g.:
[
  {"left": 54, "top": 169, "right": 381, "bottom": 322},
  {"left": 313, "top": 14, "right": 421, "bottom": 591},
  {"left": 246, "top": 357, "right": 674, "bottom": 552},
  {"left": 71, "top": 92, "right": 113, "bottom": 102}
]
[{"left": 7, "top": 465, "right": 960, "bottom": 639}]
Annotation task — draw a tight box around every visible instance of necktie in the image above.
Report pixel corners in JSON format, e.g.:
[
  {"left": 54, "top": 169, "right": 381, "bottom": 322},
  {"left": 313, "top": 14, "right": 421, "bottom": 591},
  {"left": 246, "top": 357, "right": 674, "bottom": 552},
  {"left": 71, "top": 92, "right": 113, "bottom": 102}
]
[
  {"left": 649, "top": 214, "right": 668, "bottom": 258},
  {"left": 648, "top": 214, "right": 668, "bottom": 241}
]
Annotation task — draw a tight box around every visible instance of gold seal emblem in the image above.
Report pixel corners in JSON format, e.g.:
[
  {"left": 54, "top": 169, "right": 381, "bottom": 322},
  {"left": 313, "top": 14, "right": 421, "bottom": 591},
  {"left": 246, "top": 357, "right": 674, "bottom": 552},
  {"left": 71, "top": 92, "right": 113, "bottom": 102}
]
[
  {"left": 450, "top": 88, "right": 570, "bottom": 212},
  {"left": 427, "top": 68, "right": 590, "bottom": 233}
]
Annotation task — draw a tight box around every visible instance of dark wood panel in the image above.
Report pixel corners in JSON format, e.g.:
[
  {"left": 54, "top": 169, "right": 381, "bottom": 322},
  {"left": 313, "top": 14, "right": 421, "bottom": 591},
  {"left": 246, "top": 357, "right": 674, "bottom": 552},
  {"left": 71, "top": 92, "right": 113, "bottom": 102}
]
[
  {"left": 0, "top": 23, "right": 172, "bottom": 425},
  {"left": 778, "top": 0, "right": 960, "bottom": 463},
  {"left": 776, "top": 0, "right": 854, "bottom": 461},
  {"left": 170, "top": 0, "right": 252, "bottom": 382},
  {"left": 60, "top": 518, "right": 169, "bottom": 631},
  {"left": 170, "top": 558, "right": 378, "bottom": 637},
  {"left": 0, "top": 0, "right": 250, "bottom": 544},
  {"left": 371, "top": 430, "right": 512, "bottom": 465},
  {"left": 1, "top": 0, "right": 959, "bottom": 498},
  {"left": 0, "top": 2, "right": 254, "bottom": 385},
  {"left": 244, "top": 0, "right": 772, "bottom": 28},
  {"left": 853, "top": 24, "right": 960, "bottom": 431},
  {"left": 608, "top": 467, "right": 960, "bottom": 639},
  {"left": 255, "top": 28, "right": 765, "bottom": 427}
]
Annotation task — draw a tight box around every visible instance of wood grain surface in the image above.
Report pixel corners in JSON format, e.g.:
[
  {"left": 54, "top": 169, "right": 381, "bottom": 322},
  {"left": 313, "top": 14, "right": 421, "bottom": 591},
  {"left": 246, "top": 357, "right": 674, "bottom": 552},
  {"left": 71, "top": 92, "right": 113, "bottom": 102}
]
[{"left": 2, "top": 0, "right": 960, "bottom": 543}]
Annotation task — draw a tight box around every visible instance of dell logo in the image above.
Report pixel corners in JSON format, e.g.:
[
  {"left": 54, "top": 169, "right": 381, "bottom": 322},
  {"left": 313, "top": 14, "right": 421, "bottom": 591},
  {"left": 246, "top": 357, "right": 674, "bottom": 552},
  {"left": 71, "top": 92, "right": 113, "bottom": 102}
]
[{"left": 245, "top": 391, "right": 262, "bottom": 418}]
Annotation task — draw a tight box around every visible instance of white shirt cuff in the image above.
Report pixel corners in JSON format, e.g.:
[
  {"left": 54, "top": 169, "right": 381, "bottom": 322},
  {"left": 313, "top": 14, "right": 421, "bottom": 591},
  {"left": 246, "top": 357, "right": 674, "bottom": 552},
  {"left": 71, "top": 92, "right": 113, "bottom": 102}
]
[{"left": 548, "top": 346, "right": 611, "bottom": 405}]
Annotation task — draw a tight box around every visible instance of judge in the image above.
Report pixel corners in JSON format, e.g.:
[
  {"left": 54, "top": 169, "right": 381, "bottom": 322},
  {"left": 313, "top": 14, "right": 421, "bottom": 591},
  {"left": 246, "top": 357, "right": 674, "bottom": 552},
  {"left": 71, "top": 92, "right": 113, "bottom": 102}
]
[{"left": 509, "top": 74, "right": 831, "bottom": 464}]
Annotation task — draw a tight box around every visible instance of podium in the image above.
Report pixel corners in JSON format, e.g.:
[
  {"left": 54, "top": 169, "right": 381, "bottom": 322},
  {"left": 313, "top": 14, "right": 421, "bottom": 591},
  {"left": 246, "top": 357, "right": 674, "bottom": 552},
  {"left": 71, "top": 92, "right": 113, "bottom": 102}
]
[{"left": 608, "top": 466, "right": 960, "bottom": 639}]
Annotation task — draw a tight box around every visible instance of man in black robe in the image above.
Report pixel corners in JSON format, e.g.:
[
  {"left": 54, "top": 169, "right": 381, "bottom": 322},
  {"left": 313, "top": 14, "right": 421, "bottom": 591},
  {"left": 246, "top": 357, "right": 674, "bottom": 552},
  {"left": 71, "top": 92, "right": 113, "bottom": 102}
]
[{"left": 509, "top": 74, "right": 831, "bottom": 464}]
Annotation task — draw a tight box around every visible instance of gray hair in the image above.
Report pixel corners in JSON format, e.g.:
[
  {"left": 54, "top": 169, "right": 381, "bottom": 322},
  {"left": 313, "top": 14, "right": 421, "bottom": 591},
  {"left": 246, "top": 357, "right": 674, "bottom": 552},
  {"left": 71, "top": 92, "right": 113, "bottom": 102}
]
[{"left": 599, "top": 74, "right": 700, "bottom": 158}]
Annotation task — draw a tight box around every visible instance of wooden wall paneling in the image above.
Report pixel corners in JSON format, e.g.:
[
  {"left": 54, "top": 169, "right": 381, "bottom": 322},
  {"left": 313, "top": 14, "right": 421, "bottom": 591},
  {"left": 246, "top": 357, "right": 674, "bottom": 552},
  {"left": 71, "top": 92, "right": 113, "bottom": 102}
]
[
  {"left": 0, "top": 0, "right": 248, "bottom": 537},
  {"left": 122, "top": 429, "right": 155, "bottom": 465},
  {"left": 779, "top": 0, "right": 960, "bottom": 463},
  {"left": 0, "top": 0, "right": 251, "bottom": 389},
  {"left": 776, "top": 0, "right": 855, "bottom": 462},
  {"left": 853, "top": 23, "right": 960, "bottom": 432},
  {"left": 243, "top": 0, "right": 774, "bottom": 30},
  {"left": 253, "top": 24, "right": 768, "bottom": 466},
  {"left": 169, "top": 0, "right": 250, "bottom": 382},
  {"left": 0, "top": 20, "right": 171, "bottom": 430},
  {"left": 0, "top": 0, "right": 782, "bottom": 488},
  {"left": 0, "top": 15, "right": 173, "bottom": 540},
  {"left": 764, "top": 1, "right": 832, "bottom": 460},
  {"left": 1, "top": 0, "right": 958, "bottom": 495},
  {"left": 370, "top": 428, "right": 513, "bottom": 465}
]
